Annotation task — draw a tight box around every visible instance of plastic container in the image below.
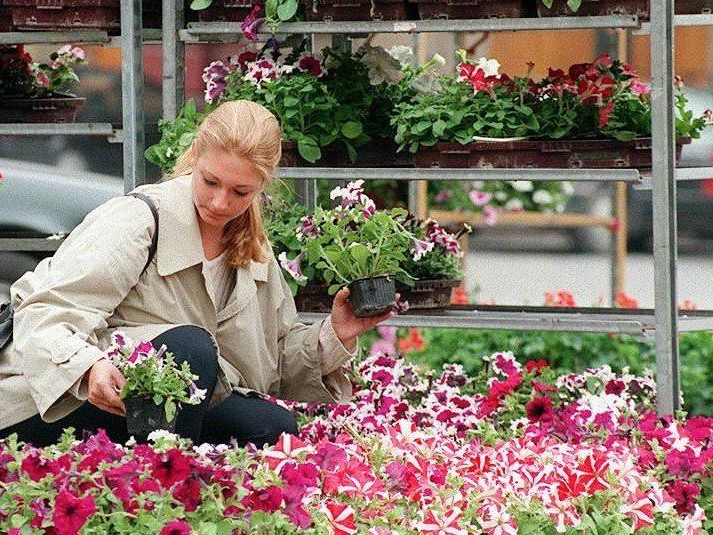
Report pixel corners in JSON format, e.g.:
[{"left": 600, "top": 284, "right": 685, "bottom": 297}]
[
  {"left": 536, "top": 0, "right": 648, "bottom": 18},
  {"left": 295, "top": 277, "right": 460, "bottom": 312},
  {"left": 3, "top": 0, "right": 161, "bottom": 31},
  {"left": 674, "top": 0, "right": 713, "bottom": 13},
  {"left": 413, "top": 0, "right": 529, "bottom": 19},
  {"left": 348, "top": 275, "right": 397, "bottom": 317},
  {"left": 304, "top": 0, "right": 407, "bottom": 21},
  {"left": 397, "top": 278, "right": 463, "bottom": 309},
  {"left": 197, "top": 0, "right": 261, "bottom": 22},
  {"left": 280, "top": 139, "right": 414, "bottom": 167},
  {"left": 0, "top": 95, "right": 85, "bottom": 123},
  {"left": 413, "top": 137, "right": 690, "bottom": 169},
  {"left": 124, "top": 396, "right": 177, "bottom": 443}
]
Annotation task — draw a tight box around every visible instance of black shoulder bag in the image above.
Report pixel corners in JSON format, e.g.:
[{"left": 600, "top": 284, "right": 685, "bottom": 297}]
[{"left": 0, "top": 193, "right": 159, "bottom": 351}]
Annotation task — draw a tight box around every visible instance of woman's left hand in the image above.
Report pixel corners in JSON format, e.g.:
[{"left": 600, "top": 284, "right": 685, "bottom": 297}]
[{"left": 330, "top": 287, "right": 396, "bottom": 351}]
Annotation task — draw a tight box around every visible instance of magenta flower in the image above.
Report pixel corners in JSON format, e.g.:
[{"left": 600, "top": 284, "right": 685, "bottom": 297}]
[
  {"left": 411, "top": 238, "right": 434, "bottom": 261},
  {"left": 160, "top": 519, "right": 191, "bottom": 535},
  {"left": 52, "top": 491, "right": 97, "bottom": 535},
  {"left": 151, "top": 448, "right": 192, "bottom": 488},
  {"left": 241, "top": 5, "right": 264, "bottom": 41}
]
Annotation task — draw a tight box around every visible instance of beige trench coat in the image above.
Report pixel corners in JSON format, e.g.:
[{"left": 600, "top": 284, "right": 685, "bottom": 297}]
[{"left": 0, "top": 176, "right": 354, "bottom": 430}]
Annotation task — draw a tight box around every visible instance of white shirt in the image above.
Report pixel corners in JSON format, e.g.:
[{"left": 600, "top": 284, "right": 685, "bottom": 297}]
[{"left": 202, "top": 250, "right": 236, "bottom": 312}]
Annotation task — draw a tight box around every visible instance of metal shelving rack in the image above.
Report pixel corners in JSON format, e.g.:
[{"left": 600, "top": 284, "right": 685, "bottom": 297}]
[
  {"left": 169, "top": 6, "right": 713, "bottom": 414},
  {"left": 0, "top": 3, "right": 147, "bottom": 253}
]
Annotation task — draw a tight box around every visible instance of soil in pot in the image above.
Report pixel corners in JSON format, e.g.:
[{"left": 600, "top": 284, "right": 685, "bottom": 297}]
[
  {"left": 124, "top": 396, "right": 177, "bottom": 443},
  {"left": 348, "top": 275, "right": 397, "bottom": 317}
]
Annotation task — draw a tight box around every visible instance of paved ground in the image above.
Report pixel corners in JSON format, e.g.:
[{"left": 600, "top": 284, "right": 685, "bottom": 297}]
[{"left": 465, "top": 251, "right": 713, "bottom": 309}]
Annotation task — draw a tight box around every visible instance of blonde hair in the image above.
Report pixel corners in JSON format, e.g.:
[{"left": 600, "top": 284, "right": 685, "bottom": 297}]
[{"left": 169, "top": 100, "right": 282, "bottom": 268}]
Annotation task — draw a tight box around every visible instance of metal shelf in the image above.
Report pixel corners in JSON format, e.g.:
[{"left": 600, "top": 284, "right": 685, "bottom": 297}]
[
  {"left": 297, "top": 305, "right": 713, "bottom": 335},
  {"left": 632, "top": 166, "right": 713, "bottom": 189},
  {"left": 0, "top": 123, "right": 118, "bottom": 138},
  {"left": 635, "top": 13, "right": 713, "bottom": 33},
  {"left": 0, "top": 237, "right": 65, "bottom": 252},
  {"left": 275, "top": 167, "right": 641, "bottom": 182},
  {"left": 180, "top": 15, "right": 640, "bottom": 41},
  {"left": 0, "top": 28, "right": 162, "bottom": 46}
]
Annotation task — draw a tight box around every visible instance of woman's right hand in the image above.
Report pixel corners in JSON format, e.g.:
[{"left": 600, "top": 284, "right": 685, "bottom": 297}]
[{"left": 82, "top": 359, "right": 127, "bottom": 416}]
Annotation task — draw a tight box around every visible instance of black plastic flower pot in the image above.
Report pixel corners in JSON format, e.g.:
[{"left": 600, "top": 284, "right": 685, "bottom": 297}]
[
  {"left": 348, "top": 275, "right": 396, "bottom": 318},
  {"left": 124, "top": 396, "right": 177, "bottom": 443}
]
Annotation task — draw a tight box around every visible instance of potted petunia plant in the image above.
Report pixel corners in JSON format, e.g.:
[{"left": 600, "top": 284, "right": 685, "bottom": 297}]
[
  {"left": 0, "top": 44, "right": 87, "bottom": 124},
  {"left": 297, "top": 180, "right": 416, "bottom": 317},
  {"left": 106, "top": 332, "right": 206, "bottom": 442}
]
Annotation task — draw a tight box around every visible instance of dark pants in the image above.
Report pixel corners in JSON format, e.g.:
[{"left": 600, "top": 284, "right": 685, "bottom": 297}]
[{"left": 0, "top": 325, "right": 299, "bottom": 448}]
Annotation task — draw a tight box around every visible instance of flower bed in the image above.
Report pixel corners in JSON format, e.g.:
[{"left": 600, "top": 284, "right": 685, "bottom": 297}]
[{"left": 1, "top": 350, "right": 711, "bottom": 533}]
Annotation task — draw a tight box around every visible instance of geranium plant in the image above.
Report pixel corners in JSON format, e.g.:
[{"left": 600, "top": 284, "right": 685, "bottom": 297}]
[{"left": 106, "top": 331, "right": 206, "bottom": 424}]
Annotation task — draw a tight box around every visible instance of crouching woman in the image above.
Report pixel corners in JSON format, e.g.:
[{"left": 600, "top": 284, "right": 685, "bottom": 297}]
[{"left": 0, "top": 100, "right": 393, "bottom": 447}]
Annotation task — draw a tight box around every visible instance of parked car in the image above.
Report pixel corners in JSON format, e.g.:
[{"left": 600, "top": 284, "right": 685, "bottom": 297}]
[{"left": 0, "top": 158, "right": 123, "bottom": 287}]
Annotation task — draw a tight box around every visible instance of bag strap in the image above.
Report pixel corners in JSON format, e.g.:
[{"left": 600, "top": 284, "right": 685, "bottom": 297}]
[{"left": 128, "top": 192, "right": 159, "bottom": 276}]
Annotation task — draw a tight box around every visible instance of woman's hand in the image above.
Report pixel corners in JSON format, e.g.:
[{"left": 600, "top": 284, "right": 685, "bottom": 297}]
[
  {"left": 82, "top": 359, "right": 127, "bottom": 416},
  {"left": 330, "top": 287, "right": 396, "bottom": 351}
]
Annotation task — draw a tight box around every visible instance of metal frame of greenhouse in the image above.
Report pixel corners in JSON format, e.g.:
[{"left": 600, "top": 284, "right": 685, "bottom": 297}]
[{"left": 2, "top": 2, "right": 713, "bottom": 414}]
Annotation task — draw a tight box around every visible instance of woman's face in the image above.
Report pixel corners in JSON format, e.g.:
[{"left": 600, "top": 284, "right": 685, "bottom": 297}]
[{"left": 192, "top": 147, "right": 264, "bottom": 231}]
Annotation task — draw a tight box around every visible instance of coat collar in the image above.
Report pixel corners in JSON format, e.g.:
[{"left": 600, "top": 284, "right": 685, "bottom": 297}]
[{"left": 155, "top": 175, "right": 270, "bottom": 281}]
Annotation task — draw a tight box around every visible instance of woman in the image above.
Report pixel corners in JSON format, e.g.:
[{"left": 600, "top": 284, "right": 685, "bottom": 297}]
[{"left": 0, "top": 100, "right": 393, "bottom": 447}]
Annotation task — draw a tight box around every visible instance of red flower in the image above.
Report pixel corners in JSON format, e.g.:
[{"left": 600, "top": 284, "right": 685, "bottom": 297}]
[
  {"left": 604, "top": 379, "right": 625, "bottom": 395},
  {"left": 52, "top": 491, "right": 97, "bottom": 535},
  {"left": 526, "top": 359, "right": 548, "bottom": 374},
  {"left": 21, "top": 452, "right": 70, "bottom": 482},
  {"left": 666, "top": 479, "right": 700, "bottom": 514},
  {"left": 160, "top": 519, "right": 191, "bottom": 535},
  {"left": 615, "top": 291, "right": 639, "bottom": 309},
  {"left": 151, "top": 448, "right": 191, "bottom": 488},
  {"left": 544, "top": 290, "right": 576, "bottom": 307},
  {"left": 398, "top": 328, "right": 425, "bottom": 353},
  {"left": 451, "top": 287, "right": 469, "bottom": 305},
  {"left": 172, "top": 476, "right": 203, "bottom": 512},
  {"left": 242, "top": 485, "right": 283, "bottom": 512},
  {"left": 297, "top": 53, "right": 326, "bottom": 77},
  {"left": 234, "top": 51, "right": 258, "bottom": 72},
  {"left": 457, "top": 63, "right": 493, "bottom": 93},
  {"left": 598, "top": 101, "right": 615, "bottom": 128},
  {"left": 526, "top": 396, "right": 555, "bottom": 424}
]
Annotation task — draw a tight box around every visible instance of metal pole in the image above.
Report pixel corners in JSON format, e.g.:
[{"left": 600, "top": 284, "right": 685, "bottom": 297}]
[
  {"left": 408, "top": 33, "right": 421, "bottom": 215},
  {"left": 650, "top": 0, "right": 680, "bottom": 414},
  {"left": 121, "top": 0, "right": 146, "bottom": 192},
  {"left": 162, "top": 0, "right": 185, "bottom": 121}
]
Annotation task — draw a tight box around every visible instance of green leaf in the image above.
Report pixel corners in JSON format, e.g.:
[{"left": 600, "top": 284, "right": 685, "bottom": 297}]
[
  {"left": 341, "top": 121, "right": 363, "bottom": 139},
  {"left": 165, "top": 399, "right": 177, "bottom": 422},
  {"left": 190, "top": 0, "right": 213, "bottom": 10},
  {"left": 567, "top": 0, "right": 582, "bottom": 11},
  {"left": 276, "top": 0, "right": 298, "bottom": 20},
  {"left": 153, "top": 393, "right": 163, "bottom": 405},
  {"left": 265, "top": 0, "right": 278, "bottom": 17},
  {"left": 297, "top": 138, "right": 321, "bottom": 163},
  {"left": 349, "top": 244, "right": 371, "bottom": 264},
  {"left": 328, "top": 284, "right": 342, "bottom": 295}
]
